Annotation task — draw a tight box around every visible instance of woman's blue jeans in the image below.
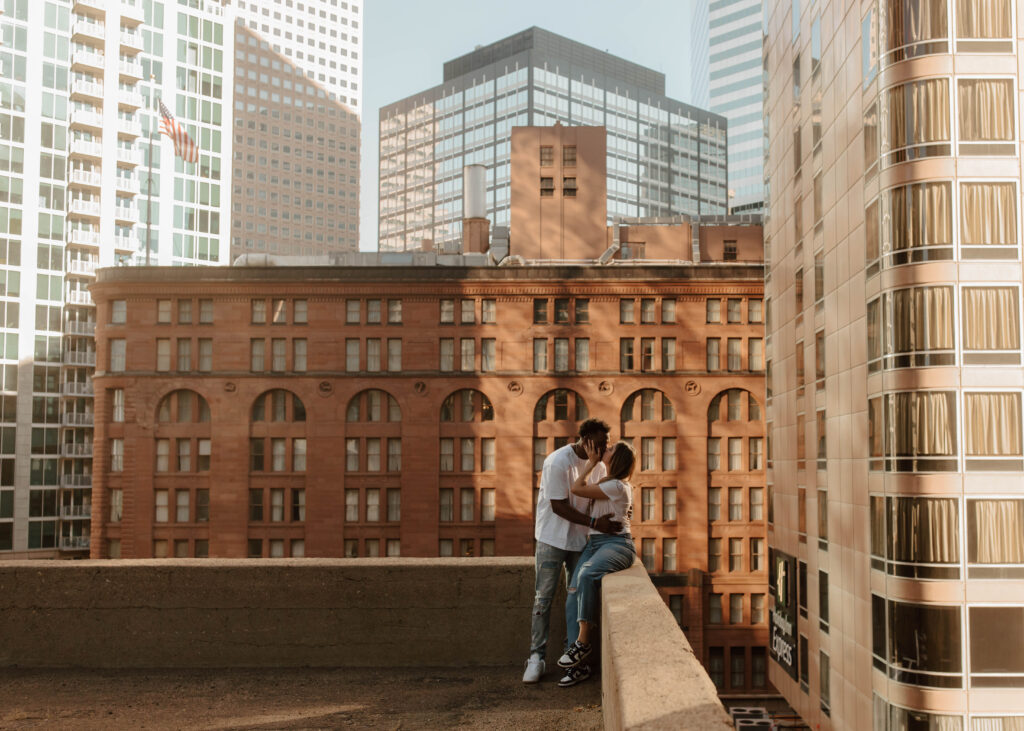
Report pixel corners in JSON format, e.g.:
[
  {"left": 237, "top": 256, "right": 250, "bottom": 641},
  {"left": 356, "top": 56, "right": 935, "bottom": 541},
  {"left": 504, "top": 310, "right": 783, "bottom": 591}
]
[{"left": 565, "top": 534, "right": 635, "bottom": 644}]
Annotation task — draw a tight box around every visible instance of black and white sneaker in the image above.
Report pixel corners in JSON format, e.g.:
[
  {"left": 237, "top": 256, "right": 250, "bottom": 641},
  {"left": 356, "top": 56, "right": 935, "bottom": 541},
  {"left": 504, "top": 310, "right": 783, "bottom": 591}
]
[
  {"left": 558, "top": 663, "right": 592, "bottom": 688},
  {"left": 557, "top": 640, "right": 592, "bottom": 669}
]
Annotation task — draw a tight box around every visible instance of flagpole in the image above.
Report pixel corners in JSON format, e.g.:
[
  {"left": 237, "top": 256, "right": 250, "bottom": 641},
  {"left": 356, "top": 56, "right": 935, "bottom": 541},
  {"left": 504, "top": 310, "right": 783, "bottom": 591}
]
[{"left": 146, "top": 78, "right": 156, "bottom": 266}]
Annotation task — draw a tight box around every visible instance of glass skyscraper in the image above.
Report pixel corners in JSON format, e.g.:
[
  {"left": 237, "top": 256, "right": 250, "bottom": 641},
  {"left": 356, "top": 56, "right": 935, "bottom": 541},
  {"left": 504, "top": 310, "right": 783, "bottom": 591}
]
[{"left": 379, "top": 27, "right": 728, "bottom": 252}]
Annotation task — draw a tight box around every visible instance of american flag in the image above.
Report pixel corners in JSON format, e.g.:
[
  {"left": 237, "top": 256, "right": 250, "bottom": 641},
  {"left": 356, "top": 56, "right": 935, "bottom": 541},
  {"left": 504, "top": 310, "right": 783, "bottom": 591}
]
[{"left": 158, "top": 99, "right": 199, "bottom": 163}]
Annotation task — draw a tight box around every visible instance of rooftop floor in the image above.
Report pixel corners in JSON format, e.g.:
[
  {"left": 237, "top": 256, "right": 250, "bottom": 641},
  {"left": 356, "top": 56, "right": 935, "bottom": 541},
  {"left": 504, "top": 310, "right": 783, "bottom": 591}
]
[{"left": 0, "top": 666, "right": 602, "bottom": 730}]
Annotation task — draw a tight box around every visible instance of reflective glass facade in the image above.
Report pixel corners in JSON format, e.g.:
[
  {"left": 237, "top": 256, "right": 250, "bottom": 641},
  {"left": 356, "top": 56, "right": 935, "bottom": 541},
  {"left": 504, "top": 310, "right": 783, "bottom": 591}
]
[{"left": 379, "top": 28, "right": 728, "bottom": 252}]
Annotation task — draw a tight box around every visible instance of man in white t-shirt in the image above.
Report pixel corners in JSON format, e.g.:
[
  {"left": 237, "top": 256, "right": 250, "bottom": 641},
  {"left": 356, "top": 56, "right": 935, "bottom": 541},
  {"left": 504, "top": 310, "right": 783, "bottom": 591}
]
[{"left": 523, "top": 418, "right": 621, "bottom": 684}]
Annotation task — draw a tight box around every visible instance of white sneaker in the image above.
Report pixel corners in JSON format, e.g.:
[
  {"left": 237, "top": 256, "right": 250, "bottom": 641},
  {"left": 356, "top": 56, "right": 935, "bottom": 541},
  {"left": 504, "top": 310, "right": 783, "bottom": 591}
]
[{"left": 522, "top": 653, "right": 545, "bottom": 683}]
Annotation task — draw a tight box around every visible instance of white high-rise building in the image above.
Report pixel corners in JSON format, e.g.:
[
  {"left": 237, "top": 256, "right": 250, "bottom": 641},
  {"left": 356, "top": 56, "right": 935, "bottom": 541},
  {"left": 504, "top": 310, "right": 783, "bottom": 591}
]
[
  {"left": 0, "top": 0, "right": 233, "bottom": 556},
  {"left": 693, "top": 0, "right": 764, "bottom": 214},
  {"left": 230, "top": 0, "right": 362, "bottom": 257}
]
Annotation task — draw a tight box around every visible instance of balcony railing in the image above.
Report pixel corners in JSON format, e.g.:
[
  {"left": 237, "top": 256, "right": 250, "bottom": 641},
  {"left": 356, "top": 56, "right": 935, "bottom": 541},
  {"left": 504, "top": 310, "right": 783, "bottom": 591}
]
[
  {"left": 114, "top": 206, "right": 139, "bottom": 224},
  {"left": 117, "top": 146, "right": 143, "bottom": 167},
  {"left": 71, "top": 49, "right": 105, "bottom": 73},
  {"left": 71, "top": 79, "right": 104, "bottom": 102},
  {"left": 120, "top": 30, "right": 143, "bottom": 53},
  {"left": 71, "top": 19, "right": 105, "bottom": 45},
  {"left": 62, "top": 379, "right": 95, "bottom": 395},
  {"left": 119, "top": 59, "right": 143, "bottom": 80},
  {"left": 114, "top": 234, "right": 134, "bottom": 251},
  {"left": 65, "top": 292, "right": 95, "bottom": 309},
  {"left": 70, "top": 108, "right": 104, "bottom": 132},
  {"left": 61, "top": 443, "right": 93, "bottom": 458},
  {"left": 69, "top": 169, "right": 102, "bottom": 189},
  {"left": 118, "top": 118, "right": 143, "bottom": 139},
  {"left": 60, "top": 474, "right": 93, "bottom": 488},
  {"left": 58, "top": 536, "right": 91, "bottom": 550},
  {"left": 64, "top": 350, "right": 96, "bottom": 366},
  {"left": 120, "top": 0, "right": 145, "bottom": 24},
  {"left": 69, "top": 229, "right": 101, "bottom": 248},
  {"left": 70, "top": 139, "right": 103, "bottom": 161},
  {"left": 63, "top": 412, "right": 94, "bottom": 427},
  {"left": 68, "top": 259, "right": 98, "bottom": 276},
  {"left": 69, "top": 199, "right": 102, "bottom": 218},
  {"left": 60, "top": 505, "right": 92, "bottom": 519},
  {"left": 73, "top": 0, "right": 106, "bottom": 16},
  {"left": 118, "top": 89, "right": 144, "bottom": 110},
  {"left": 115, "top": 176, "right": 140, "bottom": 195}
]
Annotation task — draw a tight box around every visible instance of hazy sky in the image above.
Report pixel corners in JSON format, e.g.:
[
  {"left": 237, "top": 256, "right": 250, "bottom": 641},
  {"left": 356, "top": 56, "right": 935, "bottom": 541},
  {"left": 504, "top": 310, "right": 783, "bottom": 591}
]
[{"left": 358, "top": 0, "right": 699, "bottom": 250}]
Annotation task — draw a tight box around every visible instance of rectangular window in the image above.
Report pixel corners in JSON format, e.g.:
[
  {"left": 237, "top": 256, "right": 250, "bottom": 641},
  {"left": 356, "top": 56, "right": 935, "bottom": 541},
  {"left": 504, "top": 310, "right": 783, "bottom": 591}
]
[
  {"left": 345, "top": 339, "right": 359, "bottom": 372},
  {"left": 708, "top": 439, "right": 721, "bottom": 472},
  {"left": 540, "top": 177, "right": 554, "bottom": 196},
  {"left": 748, "top": 338, "right": 764, "bottom": 371},
  {"left": 366, "top": 299, "right": 381, "bottom": 324},
  {"left": 112, "top": 389, "right": 125, "bottom": 422},
  {"left": 156, "top": 439, "right": 169, "bottom": 472},
  {"left": 620, "top": 299, "right": 634, "bottom": 324},
  {"left": 479, "top": 298, "right": 495, "bottom": 324},
  {"left": 662, "top": 438, "right": 677, "bottom": 471},
  {"left": 293, "top": 339, "right": 307, "bottom": 372},
  {"left": 346, "top": 299, "right": 360, "bottom": 324},
  {"left": 663, "top": 538, "right": 677, "bottom": 571},
  {"left": 709, "top": 594, "right": 723, "bottom": 623},
  {"left": 562, "top": 145, "right": 576, "bottom": 167},
  {"left": 730, "top": 594, "right": 743, "bottom": 624},
  {"left": 198, "top": 338, "right": 213, "bottom": 372},
  {"left": 533, "top": 298, "right": 547, "bottom": 324},
  {"left": 540, "top": 146, "right": 553, "bottom": 166},
  {"left": 706, "top": 299, "right": 721, "bottom": 323},
  {"left": 460, "top": 438, "right": 475, "bottom": 472},
  {"left": 345, "top": 438, "right": 359, "bottom": 472},
  {"left": 641, "top": 298, "right": 656, "bottom": 324},
  {"left": 198, "top": 439, "right": 211, "bottom": 471},
  {"left": 292, "top": 299, "right": 307, "bottom": 324},
  {"left": 110, "top": 339, "right": 126, "bottom": 372},
  {"left": 270, "top": 438, "right": 285, "bottom": 471},
  {"left": 250, "top": 438, "right": 265, "bottom": 471},
  {"left": 439, "top": 438, "right": 454, "bottom": 472},
  {"left": 640, "top": 338, "right": 655, "bottom": 371},
  {"left": 154, "top": 490, "right": 168, "bottom": 522},
  {"left": 250, "top": 339, "right": 265, "bottom": 371},
  {"left": 460, "top": 299, "right": 475, "bottom": 324},
  {"left": 460, "top": 488, "right": 474, "bottom": 522},
  {"left": 751, "top": 538, "right": 764, "bottom": 571},
  {"left": 641, "top": 538, "right": 655, "bottom": 571},
  {"left": 481, "top": 438, "right": 495, "bottom": 471},
  {"left": 251, "top": 299, "right": 267, "bottom": 324},
  {"left": 709, "top": 538, "right": 722, "bottom": 571},
  {"left": 663, "top": 487, "right": 677, "bottom": 521},
  {"left": 662, "top": 338, "right": 676, "bottom": 372},
  {"left": 750, "top": 487, "right": 764, "bottom": 521},
  {"left": 641, "top": 487, "right": 655, "bottom": 521},
  {"left": 111, "top": 300, "right": 127, "bottom": 324},
  {"left": 662, "top": 299, "right": 676, "bottom": 323},
  {"left": 727, "top": 338, "right": 742, "bottom": 370},
  {"left": 958, "top": 78, "right": 1014, "bottom": 143},
  {"left": 270, "top": 488, "right": 285, "bottom": 522},
  {"left": 156, "top": 339, "right": 171, "bottom": 372},
  {"left": 460, "top": 338, "right": 475, "bottom": 371},
  {"left": 727, "top": 298, "right": 741, "bottom": 323},
  {"left": 706, "top": 338, "right": 720, "bottom": 371},
  {"left": 534, "top": 438, "right": 546, "bottom": 471},
  {"left": 344, "top": 489, "right": 358, "bottom": 522},
  {"left": 439, "top": 298, "right": 454, "bottom": 324},
  {"left": 752, "top": 594, "right": 766, "bottom": 624},
  {"left": 478, "top": 338, "right": 495, "bottom": 372},
  {"left": 729, "top": 487, "right": 743, "bottom": 521},
  {"left": 292, "top": 438, "right": 306, "bottom": 472},
  {"left": 575, "top": 298, "right": 589, "bottom": 324},
  {"left": 620, "top": 338, "right": 635, "bottom": 371},
  {"left": 387, "top": 299, "right": 401, "bottom": 324},
  {"left": 750, "top": 438, "right": 764, "bottom": 470},
  {"left": 271, "top": 299, "right": 286, "bottom": 324},
  {"left": 641, "top": 437, "right": 655, "bottom": 471},
  {"left": 110, "top": 439, "right": 124, "bottom": 472},
  {"left": 533, "top": 339, "right": 547, "bottom": 372},
  {"left": 963, "top": 287, "right": 1020, "bottom": 356},
  {"left": 749, "top": 298, "right": 763, "bottom": 323},
  {"left": 157, "top": 300, "right": 171, "bottom": 324},
  {"left": 438, "top": 338, "right": 454, "bottom": 371},
  {"left": 439, "top": 488, "right": 453, "bottom": 522},
  {"left": 729, "top": 537, "right": 743, "bottom": 571},
  {"left": 386, "top": 438, "right": 402, "bottom": 472},
  {"left": 366, "top": 338, "right": 381, "bottom": 372},
  {"left": 728, "top": 437, "right": 742, "bottom": 470},
  {"left": 271, "top": 338, "right": 286, "bottom": 372},
  {"left": 481, "top": 488, "right": 495, "bottom": 522},
  {"left": 366, "top": 488, "right": 380, "bottom": 522},
  {"left": 386, "top": 339, "right": 401, "bottom": 372},
  {"left": 366, "top": 438, "right": 381, "bottom": 472},
  {"left": 386, "top": 488, "right": 401, "bottom": 522},
  {"left": 110, "top": 489, "right": 123, "bottom": 522},
  {"left": 554, "top": 338, "right": 569, "bottom": 372},
  {"left": 289, "top": 489, "right": 305, "bottom": 522}
]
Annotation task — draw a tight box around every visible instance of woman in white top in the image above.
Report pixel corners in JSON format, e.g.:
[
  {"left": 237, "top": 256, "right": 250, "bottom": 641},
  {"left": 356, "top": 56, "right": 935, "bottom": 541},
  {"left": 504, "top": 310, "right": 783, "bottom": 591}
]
[{"left": 556, "top": 440, "right": 637, "bottom": 687}]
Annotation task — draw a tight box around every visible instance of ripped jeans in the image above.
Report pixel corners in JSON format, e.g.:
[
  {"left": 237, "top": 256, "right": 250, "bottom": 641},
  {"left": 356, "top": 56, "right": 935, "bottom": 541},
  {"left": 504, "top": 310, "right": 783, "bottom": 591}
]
[
  {"left": 565, "top": 534, "right": 635, "bottom": 641},
  {"left": 529, "top": 541, "right": 581, "bottom": 657}
]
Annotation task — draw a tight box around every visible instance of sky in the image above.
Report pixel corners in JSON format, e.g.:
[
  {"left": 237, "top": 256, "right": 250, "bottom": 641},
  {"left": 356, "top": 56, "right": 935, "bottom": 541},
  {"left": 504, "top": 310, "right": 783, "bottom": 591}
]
[{"left": 358, "top": 0, "right": 699, "bottom": 251}]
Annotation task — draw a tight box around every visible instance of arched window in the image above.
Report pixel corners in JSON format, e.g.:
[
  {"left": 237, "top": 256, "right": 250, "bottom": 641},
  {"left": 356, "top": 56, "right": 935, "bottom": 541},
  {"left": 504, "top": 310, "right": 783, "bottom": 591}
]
[
  {"left": 157, "top": 389, "right": 210, "bottom": 423},
  {"left": 708, "top": 389, "right": 761, "bottom": 422},
  {"left": 440, "top": 389, "right": 494, "bottom": 422},
  {"left": 534, "top": 388, "right": 588, "bottom": 423},
  {"left": 253, "top": 389, "right": 306, "bottom": 422},
  {"left": 622, "top": 389, "right": 675, "bottom": 422},
  {"left": 346, "top": 389, "right": 400, "bottom": 422}
]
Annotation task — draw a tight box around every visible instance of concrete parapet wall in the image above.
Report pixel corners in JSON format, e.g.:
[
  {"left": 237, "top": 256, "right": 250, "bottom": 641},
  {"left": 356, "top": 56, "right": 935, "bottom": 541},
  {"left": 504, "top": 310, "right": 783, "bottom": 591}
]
[
  {"left": 0, "top": 558, "right": 567, "bottom": 669},
  {"left": 601, "top": 561, "right": 733, "bottom": 730}
]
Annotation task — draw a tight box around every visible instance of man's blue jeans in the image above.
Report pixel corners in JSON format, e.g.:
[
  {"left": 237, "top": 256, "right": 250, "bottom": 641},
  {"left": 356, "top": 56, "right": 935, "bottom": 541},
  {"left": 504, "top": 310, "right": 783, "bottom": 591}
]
[
  {"left": 565, "top": 534, "right": 635, "bottom": 644},
  {"left": 530, "top": 541, "right": 580, "bottom": 657}
]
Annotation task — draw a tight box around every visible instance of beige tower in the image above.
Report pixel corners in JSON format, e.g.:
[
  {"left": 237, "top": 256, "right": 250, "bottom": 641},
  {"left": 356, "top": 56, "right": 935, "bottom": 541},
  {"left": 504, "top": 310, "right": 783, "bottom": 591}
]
[
  {"left": 510, "top": 125, "right": 607, "bottom": 260},
  {"left": 765, "top": 1, "right": 1024, "bottom": 728}
]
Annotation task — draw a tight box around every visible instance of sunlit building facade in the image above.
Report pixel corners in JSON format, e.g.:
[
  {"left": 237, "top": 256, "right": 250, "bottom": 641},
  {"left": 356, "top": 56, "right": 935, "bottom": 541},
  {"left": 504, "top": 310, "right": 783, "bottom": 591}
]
[
  {"left": 764, "top": 0, "right": 1024, "bottom": 727},
  {"left": 0, "top": 0, "right": 233, "bottom": 557},
  {"left": 379, "top": 27, "right": 729, "bottom": 252}
]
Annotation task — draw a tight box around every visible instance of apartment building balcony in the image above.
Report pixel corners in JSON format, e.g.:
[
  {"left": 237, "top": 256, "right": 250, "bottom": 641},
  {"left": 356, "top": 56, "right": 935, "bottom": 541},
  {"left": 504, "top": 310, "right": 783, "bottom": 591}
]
[
  {"left": 68, "top": 198, "right": 101, "bottom": 220},
  {"left": 62, "top": 378, "right": 95, "bottom": 395},
  {"left": 118, "top": 117, "right": 142, "bottom": 139},
  {"left": 61, "top": 442, "right": 93, "bottom": 458},
  {"left": 114, "top": 206, "right": 139, "bottom": 225},
  {"left": 60, "top": 474, "right": 93, "bottom": 488},
  {"left": 62, "top": 412, "right": 94, "bottom": 427},
  {"left": 60, "top": 505, "right": 92, "bottom": 520},
  {"left": 71, "top": 48, "right": 105, "bottom": 75},
  {"left": 118, "top": 89, "right": 143, "bottom": 111},
  {"left": 67, "top": 259, "right": 98, "bottom": 277},
  {"left": 65, "top": 292, "right": 95, "bottom": 309},
  {"left": 118, "top": 59, "right": 143, "bottom": 82},
  {"left": 58, "top": 536, "right": 90, "bottom": 550},
  {"left": 69, "top": 169, "right": 102, "bottom": 190},
  {"left": 115, "top": 176, "right": 140, "bottom": 196},
  {"left": 69, "top": 229, "right": 101, "bottom": 249},
  {"left": 70, "top": 79, "right": 104, "bottom": 105},
  {"left": 114, "top": 234, "right": 135, "bottom": 252},
  {"left": 72, "top": 0, "right": 105, "bottom": 18},
  {"left": 71, "top": 19, "right": 105, "bottom": 47},
  {"left": 116, "top": 146, "right": 142, "bottom": 167},
  {"left": 120, "top": 0, "right": 145, "bottom": 25},
  {"left": 70, "top": 138, "right": 103, "bottom": 162},
  {"left": 70, "top": 108, "right": 104, "bottom": 134},
  {"left": 120, "top": 30, "right": 143, "bottom": 55}
]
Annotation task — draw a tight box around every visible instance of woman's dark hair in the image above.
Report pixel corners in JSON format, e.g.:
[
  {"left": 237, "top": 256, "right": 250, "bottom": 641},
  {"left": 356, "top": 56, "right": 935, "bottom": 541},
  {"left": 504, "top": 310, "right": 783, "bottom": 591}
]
[
  {"left": 578, "top": 418, "right": 611, "bottom": 440},
  {"left": 606, "top": 442, "right": 636, "bottom": 481}
]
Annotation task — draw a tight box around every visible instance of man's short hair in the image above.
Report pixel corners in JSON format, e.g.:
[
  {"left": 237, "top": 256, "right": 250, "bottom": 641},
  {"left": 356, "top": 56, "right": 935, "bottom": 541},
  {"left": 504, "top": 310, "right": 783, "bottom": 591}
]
[{"left": 578, "top": 418, "right": 611, "bottom": 440}]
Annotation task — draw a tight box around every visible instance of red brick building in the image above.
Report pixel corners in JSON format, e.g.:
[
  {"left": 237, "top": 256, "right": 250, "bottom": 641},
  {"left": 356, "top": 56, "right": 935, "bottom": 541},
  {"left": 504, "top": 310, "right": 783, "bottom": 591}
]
[{"left": 88, "top": 125, "right": 769, "bottom": 694}]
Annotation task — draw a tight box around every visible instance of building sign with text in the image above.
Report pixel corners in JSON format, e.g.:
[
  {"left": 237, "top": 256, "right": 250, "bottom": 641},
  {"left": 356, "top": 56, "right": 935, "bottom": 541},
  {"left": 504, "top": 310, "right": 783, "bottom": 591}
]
[{"left": 769, "top": 548, "right": 798, "bottom": 680}]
